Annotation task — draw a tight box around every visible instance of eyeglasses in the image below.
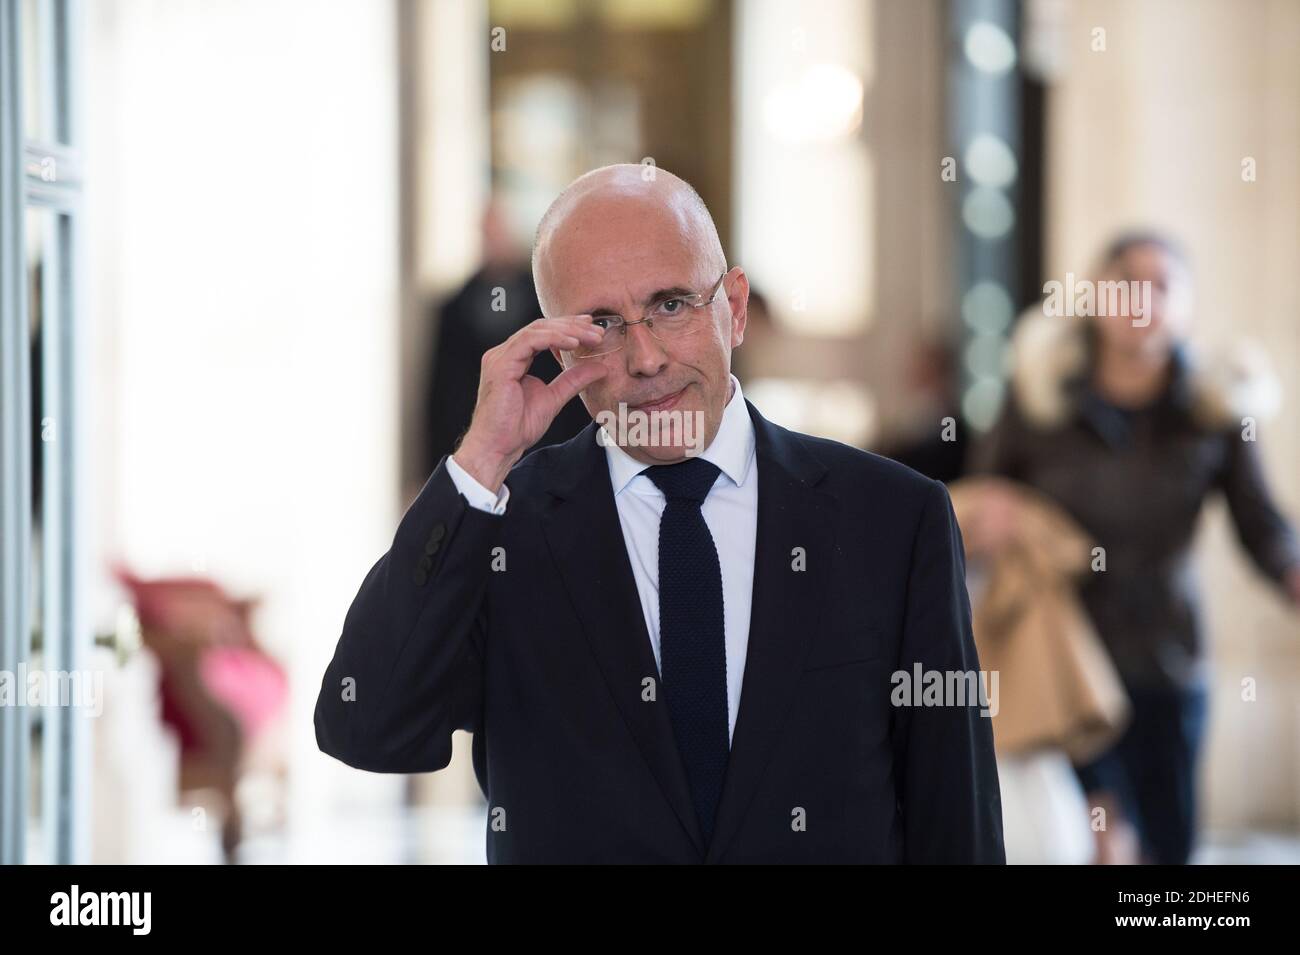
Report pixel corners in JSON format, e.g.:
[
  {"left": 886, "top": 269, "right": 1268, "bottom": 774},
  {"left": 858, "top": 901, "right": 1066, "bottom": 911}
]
[{"left": 560, "top": 271, "right": 728, "bottom": 360}]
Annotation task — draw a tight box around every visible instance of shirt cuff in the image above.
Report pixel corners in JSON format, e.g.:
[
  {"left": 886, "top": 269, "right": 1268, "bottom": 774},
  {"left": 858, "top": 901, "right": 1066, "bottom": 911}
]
[{"left": 446, "top": 454, "right": 510, "bottom": 515}]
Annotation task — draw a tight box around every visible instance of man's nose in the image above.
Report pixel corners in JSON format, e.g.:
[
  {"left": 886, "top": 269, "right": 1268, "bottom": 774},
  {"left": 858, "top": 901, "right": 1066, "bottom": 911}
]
[{"left": 621, "top": 321, "right": 670, "bottom": 377}]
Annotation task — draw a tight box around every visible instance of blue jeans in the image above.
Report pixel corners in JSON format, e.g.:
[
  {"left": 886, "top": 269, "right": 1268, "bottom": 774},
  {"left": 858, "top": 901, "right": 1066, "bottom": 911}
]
[{"left": 1074, "top": 682, "right": 1210, "bottom": 865}]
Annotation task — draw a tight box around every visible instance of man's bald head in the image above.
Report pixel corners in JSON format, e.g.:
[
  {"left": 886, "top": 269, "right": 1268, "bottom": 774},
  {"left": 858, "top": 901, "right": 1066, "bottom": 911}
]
[
  {"left": 529, "top": 163, "right": 748, "bottom": 467},
  {"left": 531, "top": 164, "right": 726, "bottom": 318}
]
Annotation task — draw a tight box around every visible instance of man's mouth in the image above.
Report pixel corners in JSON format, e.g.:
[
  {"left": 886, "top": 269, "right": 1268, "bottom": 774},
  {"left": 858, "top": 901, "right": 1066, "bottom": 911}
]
[{"left": 629, "top": 385, "right": 687, "bottom": 413}]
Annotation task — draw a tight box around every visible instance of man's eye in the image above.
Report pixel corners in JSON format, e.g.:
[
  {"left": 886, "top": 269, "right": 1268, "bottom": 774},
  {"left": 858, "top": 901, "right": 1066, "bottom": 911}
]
[
  {"left": 656, "top": 298, "right": 685, "bottom": 316},
  {"left": 592, "top": 316, "right": 618, "bottom": 330}
]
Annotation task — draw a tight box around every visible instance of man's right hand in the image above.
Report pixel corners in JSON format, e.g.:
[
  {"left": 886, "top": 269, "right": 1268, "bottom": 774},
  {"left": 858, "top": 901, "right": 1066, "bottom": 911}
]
[{"left": 452, "top": 316, "right": 609, "bottom": 493}]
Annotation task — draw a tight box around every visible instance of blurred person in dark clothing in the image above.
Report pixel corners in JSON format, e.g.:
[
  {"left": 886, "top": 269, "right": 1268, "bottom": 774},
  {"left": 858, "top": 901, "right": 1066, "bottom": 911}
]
[
  {"left": 424, "top": 201, "right": 589, "bottom": 473},
  {"left": 973, "top": 231, "right": 1300, "bottom": 864},
  {"left": 887, "top": 341, "right": 968, "bottom": 485}
]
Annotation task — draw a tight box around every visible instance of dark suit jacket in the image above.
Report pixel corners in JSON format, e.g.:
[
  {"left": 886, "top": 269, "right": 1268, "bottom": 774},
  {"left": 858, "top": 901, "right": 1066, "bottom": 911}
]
[{"left": 315, "top": 401, "right": 1005, "bottom": 863}]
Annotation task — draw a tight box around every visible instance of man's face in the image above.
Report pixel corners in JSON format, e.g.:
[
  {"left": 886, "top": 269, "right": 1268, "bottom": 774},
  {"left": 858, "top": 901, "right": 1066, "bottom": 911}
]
[{"left": 542, "top": 193, "right": 749, "bottom": 465}]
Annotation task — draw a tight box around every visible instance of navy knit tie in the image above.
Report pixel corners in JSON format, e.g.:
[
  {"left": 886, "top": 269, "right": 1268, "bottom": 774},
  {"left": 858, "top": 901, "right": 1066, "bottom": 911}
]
[{"left": 642, "top": 457, "right": 729, "bottom": 845}]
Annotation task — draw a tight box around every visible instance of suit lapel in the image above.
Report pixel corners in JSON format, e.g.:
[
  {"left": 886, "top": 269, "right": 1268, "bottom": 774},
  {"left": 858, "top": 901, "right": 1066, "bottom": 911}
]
[
  {"left": 537, "top": 405, "right": 837, "bottom": 862},
  {"left": 705, "top": 402, "right": 838, "bottom": 862},
  {"left": 539, "top": 423, "right": 706, "bottom": 853}
]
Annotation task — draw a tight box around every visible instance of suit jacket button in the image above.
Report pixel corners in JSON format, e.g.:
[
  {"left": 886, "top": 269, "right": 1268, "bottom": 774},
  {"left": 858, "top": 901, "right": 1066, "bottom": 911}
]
[
  {"left": 418, "top": 555, "right": 433, "bottom": 571},
  {"left": 429, "top": 522, "right": 446, "bottom": 542},
  {"left": 412, "top": 567, "right": 429, "bottom": 586},
  {"left": 424, "top": 539, "right": 441, "bottom": 556}
]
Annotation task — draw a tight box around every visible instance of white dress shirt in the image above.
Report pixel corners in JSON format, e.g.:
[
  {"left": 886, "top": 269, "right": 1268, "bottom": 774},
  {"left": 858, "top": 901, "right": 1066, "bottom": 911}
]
[{"left": 447, "top": 374, "right": 758, "bottom": 745}]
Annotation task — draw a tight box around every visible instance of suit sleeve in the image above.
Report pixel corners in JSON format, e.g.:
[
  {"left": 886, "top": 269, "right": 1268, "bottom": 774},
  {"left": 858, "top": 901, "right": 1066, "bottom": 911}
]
[
  {"left": 892, "top": 479, "right": 1006, "bottom": 863},
  {"left": 314, "top": 455, "right": 501, "bottom": 773}
]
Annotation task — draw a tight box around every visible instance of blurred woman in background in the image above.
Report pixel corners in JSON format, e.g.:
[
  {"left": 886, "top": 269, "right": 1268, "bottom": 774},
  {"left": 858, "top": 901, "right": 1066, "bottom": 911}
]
[{"left": 973, "top": 232, "right": 1300, "bottom": 864}]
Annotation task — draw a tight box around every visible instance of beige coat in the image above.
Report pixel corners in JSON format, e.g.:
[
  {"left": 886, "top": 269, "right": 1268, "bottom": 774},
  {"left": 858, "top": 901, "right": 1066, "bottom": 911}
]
[{"left": 950, "top": 478, "right": 1130, "bottom": 762}]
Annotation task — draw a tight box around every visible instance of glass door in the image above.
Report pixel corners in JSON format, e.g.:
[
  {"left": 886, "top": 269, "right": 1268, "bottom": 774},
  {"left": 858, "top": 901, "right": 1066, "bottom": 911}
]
[{"left": 1, "top": 0, "right": 84, "bottom": 865}]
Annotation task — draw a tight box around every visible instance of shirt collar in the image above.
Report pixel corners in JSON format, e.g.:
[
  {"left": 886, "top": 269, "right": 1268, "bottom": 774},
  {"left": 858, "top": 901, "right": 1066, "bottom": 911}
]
[{"left": 605, "top": 374, "right": 755, "bottom": 496}]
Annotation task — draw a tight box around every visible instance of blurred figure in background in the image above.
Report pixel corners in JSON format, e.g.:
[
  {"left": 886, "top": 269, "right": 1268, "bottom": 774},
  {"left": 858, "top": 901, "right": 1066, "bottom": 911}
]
[
  {"left": 423, "top": 199, "right": 589, "bottom": 473},
  {"left": 972, "top": 232, "right": 1300, "bottom": 864},
  {"left": 886, "top": 340, "right": 967, "bottom": 485}
]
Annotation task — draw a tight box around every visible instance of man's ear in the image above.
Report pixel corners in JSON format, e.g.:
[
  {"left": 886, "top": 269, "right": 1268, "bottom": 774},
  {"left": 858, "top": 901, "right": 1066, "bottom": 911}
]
[{"left": 726, "top": 267, "right": 750, "bottom": 348}]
